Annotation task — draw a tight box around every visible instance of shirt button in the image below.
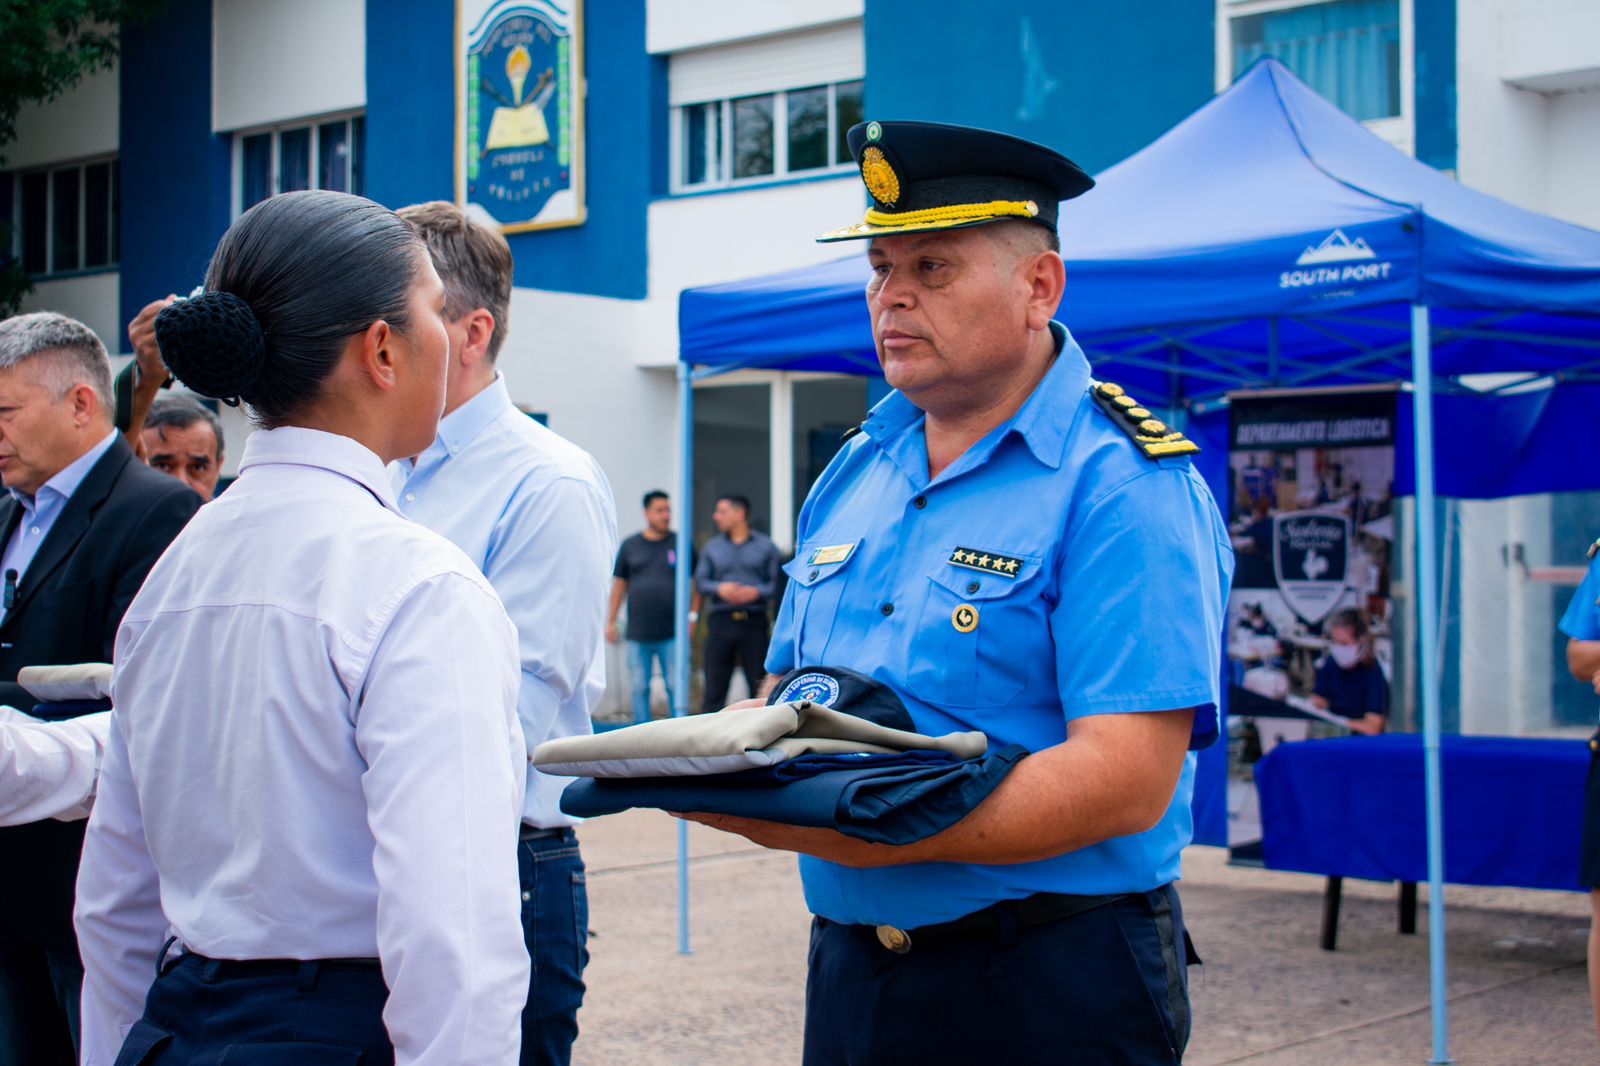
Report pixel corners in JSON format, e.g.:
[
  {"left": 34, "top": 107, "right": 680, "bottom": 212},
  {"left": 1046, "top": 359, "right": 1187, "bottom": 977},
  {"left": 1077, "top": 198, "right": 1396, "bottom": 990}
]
[
  {"left": 913, "top": 496, "right": 927, "bottom": 510},
  {"left": 404, "top": 493, "right": 416, "bottom": 502},
  {"left": 967, "top": 581, "right": 980, "bottom": 594},
  {"left": 809, "top": 570, "right": 819, "bottom": 581},
  {"left": 880, "top": 603, "right": 894, "bottom": 617},
  {"left": 521, "top": 890, "right": 532, "bottom": 902},
  {"left": 31, "top": 527, "right": 40, "bottom": 535}
]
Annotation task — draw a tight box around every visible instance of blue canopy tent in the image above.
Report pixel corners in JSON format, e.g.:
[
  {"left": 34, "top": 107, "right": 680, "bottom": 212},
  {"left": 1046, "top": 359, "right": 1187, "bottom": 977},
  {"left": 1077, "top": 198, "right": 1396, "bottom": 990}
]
[{"left": 673, "top": 59, "right": 1600, "bottom": 1061}]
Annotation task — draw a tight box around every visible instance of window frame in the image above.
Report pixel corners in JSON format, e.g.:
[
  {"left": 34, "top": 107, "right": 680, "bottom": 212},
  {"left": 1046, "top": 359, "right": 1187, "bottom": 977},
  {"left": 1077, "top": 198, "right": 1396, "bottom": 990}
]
[
  {"left": 8, "top": 154, "right": 120, "bottom": 280},
  {"left": 1215, "top": 0, "right": 1414, "bottom": 156},
  {"left": 670, "top": 80, "right": 863, "bottom": 195},
  {"left": 230, "top": 109, "right": 367, "bottom": 218}
]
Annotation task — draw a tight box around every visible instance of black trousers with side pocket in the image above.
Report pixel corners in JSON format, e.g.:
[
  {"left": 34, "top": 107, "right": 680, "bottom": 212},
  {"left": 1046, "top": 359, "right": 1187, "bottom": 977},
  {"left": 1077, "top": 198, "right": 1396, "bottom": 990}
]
[
  {"left": 700, "top": 609, "right": 769, "bottom": 713},
  {"left": 112, "top": 953, "right": 392, "bottom": 1065},
  {"left": 803, "top": 883, "right": 1196, "bottom": 1066}
]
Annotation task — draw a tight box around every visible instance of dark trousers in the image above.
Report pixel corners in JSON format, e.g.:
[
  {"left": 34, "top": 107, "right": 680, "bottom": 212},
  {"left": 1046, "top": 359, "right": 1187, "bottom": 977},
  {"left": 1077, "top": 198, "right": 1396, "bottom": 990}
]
[
  {"left": 111, "top": 953, "right": 392, "bottom": 1065},
  {"left": 0, "top": 940, "right": 80, "bottom": 1066},
  {"left": 803, "top": 885, "right": 1194, "bottom": 1066},
  {"left": 518, "top": 828, "right": 589, "bottom": 1066},
  {"left": 701, "top": 609, "right": 769, "bottom": 713}
]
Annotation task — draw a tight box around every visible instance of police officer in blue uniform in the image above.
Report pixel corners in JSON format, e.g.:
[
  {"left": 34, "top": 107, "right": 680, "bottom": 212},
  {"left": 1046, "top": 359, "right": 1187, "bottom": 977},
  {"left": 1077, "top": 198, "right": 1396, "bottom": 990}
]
[
  {"left": 1561, "top": 536, "right": 1600, "bottom": 1043},
  {"left": 682, "top": 121, "right": 1234, "bottom": 1064}
]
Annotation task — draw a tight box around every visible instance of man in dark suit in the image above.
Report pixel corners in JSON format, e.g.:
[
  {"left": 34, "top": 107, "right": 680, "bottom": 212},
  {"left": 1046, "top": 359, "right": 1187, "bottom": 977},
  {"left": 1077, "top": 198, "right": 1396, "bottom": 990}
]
[{"left": 0, "top": 311, "right": 200, "bottom": 1065}]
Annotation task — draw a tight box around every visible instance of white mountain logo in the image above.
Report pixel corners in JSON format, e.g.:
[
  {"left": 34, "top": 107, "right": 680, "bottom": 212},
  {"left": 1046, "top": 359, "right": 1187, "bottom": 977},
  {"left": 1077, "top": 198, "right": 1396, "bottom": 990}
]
[{"left": 1296, "top": 229, "right": 1377, "bottom": 266}]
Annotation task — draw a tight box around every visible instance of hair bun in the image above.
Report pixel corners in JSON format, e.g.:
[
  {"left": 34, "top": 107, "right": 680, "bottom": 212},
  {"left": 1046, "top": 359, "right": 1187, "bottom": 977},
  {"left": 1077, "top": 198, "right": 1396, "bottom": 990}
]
[{"left": 154, "top": 291, "right": 268, "bottom": 406}]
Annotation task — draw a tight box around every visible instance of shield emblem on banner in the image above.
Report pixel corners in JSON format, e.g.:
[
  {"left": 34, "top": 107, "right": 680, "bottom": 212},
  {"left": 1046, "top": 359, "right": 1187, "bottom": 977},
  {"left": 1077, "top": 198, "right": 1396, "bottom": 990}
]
[{"left": 1273, "top": 513, "right": 1350, "bottom": 624}]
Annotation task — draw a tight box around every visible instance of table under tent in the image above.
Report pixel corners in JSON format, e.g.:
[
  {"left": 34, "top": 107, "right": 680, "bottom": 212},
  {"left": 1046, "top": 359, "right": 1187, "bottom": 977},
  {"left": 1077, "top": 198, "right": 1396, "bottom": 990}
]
[{"left": 670, "top": 58, "right": 1600, "bottom": 1062}]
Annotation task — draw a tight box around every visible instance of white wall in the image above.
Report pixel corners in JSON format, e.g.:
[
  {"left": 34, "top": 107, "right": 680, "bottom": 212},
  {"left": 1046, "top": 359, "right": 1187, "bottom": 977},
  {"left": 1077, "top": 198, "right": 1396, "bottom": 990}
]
[
  {"left": 1546, "top": 91, "right": 1600, "bottom": 230},
  {"left": 20, "top": 273, "right": 122, "bottom": 352},
  {"left": 213, "top": 0, "right": 365, "bottom": 131},
  {"left": 647, "top": 0, "right": 862, "bottom": 54},
  {"left": 641, "top": 175, "right": 865, "bottom": 367},
  {"left": 9, "top": 64, "right": 119, "bottom": 169}
]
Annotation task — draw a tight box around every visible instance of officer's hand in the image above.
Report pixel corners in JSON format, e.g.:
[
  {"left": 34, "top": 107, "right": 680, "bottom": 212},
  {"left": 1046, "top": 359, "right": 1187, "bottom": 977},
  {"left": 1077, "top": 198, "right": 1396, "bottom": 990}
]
[
  {"left": 673, "top": 812, "right": 890, "bottom": 867},
  {"left": 605, "top": 623, "right": 619, "bottom": 645},
  {"left": 128, "top": 295, "right": 178, "bottom": 387}
]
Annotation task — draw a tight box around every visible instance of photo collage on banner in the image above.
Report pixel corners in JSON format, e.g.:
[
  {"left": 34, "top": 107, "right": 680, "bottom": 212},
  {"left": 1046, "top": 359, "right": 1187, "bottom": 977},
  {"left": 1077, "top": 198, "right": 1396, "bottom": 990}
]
[{"left": 1226, "top": 388, "right": 1399, "bottom": 855}]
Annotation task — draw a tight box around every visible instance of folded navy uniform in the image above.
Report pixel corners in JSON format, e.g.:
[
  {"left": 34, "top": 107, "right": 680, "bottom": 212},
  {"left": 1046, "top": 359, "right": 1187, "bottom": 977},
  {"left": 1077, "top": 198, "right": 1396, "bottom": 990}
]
[
  {"left": 552, "top": 666, "right": 1028, "bottom": 844},
  {"left": 18, "top": 663, "right": 114, "bottom": 721}
]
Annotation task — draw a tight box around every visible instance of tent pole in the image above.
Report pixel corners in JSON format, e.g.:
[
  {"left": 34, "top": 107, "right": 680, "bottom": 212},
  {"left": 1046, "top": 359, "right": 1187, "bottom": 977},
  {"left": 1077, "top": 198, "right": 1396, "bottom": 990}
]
[
  {"left": 1411, "top": 304, "right": 1451, "bottom": 1064},
  {"left": 674, "top": 363, "right": 694, "bottom": 956}
]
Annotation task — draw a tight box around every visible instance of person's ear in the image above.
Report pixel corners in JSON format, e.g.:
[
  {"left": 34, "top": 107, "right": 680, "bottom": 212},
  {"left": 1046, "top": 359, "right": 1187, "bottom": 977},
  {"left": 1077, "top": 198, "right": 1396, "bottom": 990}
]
[
  {"left": 357, "top": 320, "right": 400, "bottom": 392},
  {"left": 459, "top": 309, "right": 496, "bottom": 369},
  {"left": 1023, "top": 252, "right": 1065, "bottom": 333},
  {"left": 70, "top": 383, "right": 99, "bottom": 427}
]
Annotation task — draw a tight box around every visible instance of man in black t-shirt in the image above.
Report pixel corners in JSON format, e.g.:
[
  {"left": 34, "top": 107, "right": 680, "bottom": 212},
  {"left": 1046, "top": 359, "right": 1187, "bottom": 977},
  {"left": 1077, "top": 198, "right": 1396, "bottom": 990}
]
[{"left": 608, "top": 491, "right": 697, "bottom": 723}]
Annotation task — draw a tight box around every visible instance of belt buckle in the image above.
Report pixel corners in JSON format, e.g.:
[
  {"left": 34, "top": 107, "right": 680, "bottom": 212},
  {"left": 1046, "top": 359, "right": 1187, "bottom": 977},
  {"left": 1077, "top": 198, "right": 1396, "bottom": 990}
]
[
  {"left": 732, "top": 610, "right": 747, "bottom": 621},
  {"left": 875, "top": 925, "right": 912, "bottom": 954}
]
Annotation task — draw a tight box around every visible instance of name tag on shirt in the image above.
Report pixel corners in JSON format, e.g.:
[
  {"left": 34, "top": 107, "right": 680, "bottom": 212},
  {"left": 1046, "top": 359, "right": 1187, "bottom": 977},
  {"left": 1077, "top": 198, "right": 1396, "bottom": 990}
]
[{"left": 808, "top": 542, "right": 857, "bottom": 566}]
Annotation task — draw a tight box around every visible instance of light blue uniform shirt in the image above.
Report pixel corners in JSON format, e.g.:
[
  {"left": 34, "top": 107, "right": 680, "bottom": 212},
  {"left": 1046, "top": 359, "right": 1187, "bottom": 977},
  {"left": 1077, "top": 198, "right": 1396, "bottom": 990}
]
[
  {"left": 1559, "top": 551, "right": 1600, "bottom": 723},
  {"left": 1, "top": 430, "right": 118, "bottom": 626},
  {"left": 391, "top": 376, "right": 619, "bottom": 828},
  {"left": 766, "top": 324, "right": 1234, "bottom": 928}
]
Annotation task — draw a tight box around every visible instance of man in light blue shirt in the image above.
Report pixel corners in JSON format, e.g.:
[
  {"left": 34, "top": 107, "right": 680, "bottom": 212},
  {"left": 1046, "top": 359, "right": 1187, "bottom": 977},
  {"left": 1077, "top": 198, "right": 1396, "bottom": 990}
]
[
  {"left": 393, "top": 202, "right": 617, "bottom": 1066},
  {"left": 684, "top": 122, "right": 1233, "bottom": 1064},
  {"left": 1561, "top": 539, "right": 1600, "bottom": 1043}
]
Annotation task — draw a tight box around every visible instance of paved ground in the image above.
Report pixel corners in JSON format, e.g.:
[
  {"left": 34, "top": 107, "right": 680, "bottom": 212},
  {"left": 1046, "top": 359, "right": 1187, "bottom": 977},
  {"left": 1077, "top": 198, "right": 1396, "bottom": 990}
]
[{"left": 570, "top": 809, "right": 1592, "bottom": 1065}]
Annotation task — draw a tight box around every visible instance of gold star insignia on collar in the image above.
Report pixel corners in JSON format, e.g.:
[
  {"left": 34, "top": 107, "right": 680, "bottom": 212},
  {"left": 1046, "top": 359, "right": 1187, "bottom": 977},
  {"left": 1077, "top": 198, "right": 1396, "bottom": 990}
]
[{"left": 948, "top": 547, "right": 1024, "bottom": 579}]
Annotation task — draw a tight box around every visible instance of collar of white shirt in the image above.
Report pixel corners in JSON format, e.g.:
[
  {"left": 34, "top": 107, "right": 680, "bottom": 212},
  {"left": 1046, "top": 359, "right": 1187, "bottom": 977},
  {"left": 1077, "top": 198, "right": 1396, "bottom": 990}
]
[
  {"left": 238, "top": 427, "right": 404, "bottom": 516},
  {"left": 6, "top": 429, "right": 119, "bottom": 518},
  {"left": 419, "top": 374, "right": 514, "bottom": 468}
]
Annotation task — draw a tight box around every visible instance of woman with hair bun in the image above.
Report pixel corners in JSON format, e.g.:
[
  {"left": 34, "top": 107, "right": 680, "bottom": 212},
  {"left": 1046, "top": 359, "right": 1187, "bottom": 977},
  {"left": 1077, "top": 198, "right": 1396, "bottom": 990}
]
[{"left": 74, "top": 190, "right": 530, "bottom": 1065}]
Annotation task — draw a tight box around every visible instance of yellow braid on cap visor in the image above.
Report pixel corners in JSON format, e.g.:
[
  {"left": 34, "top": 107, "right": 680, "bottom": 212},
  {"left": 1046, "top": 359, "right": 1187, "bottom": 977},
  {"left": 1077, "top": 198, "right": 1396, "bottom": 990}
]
[{"left": 862, "top": 199, "right": 1041, "bottom": 229}]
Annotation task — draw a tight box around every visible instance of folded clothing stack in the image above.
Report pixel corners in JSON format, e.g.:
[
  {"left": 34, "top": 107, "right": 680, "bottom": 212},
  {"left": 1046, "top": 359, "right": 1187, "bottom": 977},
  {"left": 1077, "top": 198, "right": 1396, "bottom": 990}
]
[
  {"left": 539, "top": 665, "right": 1027, "bottom": 845},
  {"left": 18, "top": 663, "right": 113, "bottom": 721}
]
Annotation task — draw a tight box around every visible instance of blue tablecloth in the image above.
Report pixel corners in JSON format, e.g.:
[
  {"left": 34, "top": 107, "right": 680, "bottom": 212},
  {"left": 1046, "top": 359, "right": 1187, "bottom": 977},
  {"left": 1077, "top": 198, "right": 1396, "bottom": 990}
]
[{"left": 1257, "top": 734, "right": 1587, "bottom": 891}]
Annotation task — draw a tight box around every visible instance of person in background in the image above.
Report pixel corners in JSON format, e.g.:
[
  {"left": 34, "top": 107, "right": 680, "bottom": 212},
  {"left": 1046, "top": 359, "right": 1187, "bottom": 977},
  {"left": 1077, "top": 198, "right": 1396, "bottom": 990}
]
[
  {"left": 394, "top": 200, "right": 617, "bottom": 1066},
  {"left": 0, "top": 311, "right": 200, "bottom": 1066},
  {"left": 74, "top": 190, "right": 530, "bottom": 1065},
  {"left": 141, "top": 394, "right": 225, "bottom": 501},
  {"left": 1310, "top": 607, "right": 1387, "bottom": 735},
  {"left": 1561, "top": 535, "right": 1600, "bottom": 1044},
  {"left": 693, "top": 494, "right": 780, "bottom": 713},
  {"left": 608, "top": 491, "right": 698, "bottom": 724}
]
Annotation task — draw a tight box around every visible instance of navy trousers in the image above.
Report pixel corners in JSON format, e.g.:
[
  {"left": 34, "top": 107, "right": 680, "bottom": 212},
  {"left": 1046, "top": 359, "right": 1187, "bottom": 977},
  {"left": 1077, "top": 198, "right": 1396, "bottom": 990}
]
[
  {"left": 803, "top": 884, "right": 1194, "bottom": 1066},
  {"left": 112, "top": 953, "right": 392, "bottom": 1065},
  {"left": 517, "top": 828, "right": 589, "bottom": 1066}
]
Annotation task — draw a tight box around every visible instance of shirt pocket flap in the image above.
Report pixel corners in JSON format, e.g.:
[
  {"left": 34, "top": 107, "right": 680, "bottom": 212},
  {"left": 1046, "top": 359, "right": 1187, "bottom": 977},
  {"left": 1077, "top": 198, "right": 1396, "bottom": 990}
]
[
  {"left": 929, "top": 548, "right": 1044, "bottom": 601},
  {"left": 785, "top": 543, "right": 863, "bottom": 588}
]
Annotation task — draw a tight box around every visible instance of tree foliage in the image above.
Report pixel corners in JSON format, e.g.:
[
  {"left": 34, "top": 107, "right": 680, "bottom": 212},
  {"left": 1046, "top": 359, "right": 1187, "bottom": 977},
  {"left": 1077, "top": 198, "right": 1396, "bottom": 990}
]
[{"left": 0, "top": 0, "right": 172, "bottom": 315}]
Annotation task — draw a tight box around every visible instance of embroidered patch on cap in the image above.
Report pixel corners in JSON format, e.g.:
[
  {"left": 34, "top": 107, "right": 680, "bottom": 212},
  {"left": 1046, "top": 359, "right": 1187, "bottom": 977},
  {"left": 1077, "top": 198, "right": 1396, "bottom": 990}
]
[
  {"left": 948, "top": 547, "right": 1023, "bottom": 578},
  {"left": 776, "top": 672, "right": 843, "bottom": 707}
]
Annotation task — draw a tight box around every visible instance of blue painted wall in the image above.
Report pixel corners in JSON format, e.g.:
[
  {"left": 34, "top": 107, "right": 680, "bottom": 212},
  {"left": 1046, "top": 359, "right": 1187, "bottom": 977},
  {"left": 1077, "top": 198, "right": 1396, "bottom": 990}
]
[
  {"left": 366, "top": 0, "right": 659, "bottom": 300},
  {"left": 1413, "top": 0, "right": 1458, "bottom": 172},
  {"left": 864, "top": 1, "right": 1215, "bottom": 176},
  {"left": 119, "top": 0, "right": 232, "bottom": 330}
]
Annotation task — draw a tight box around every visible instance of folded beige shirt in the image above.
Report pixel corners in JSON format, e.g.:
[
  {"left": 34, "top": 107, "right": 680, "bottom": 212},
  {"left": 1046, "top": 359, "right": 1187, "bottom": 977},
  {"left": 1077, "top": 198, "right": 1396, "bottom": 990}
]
[
  {"left": 18, "top": 663, "right": 114, "bottom": 703},
  {"left": 535, "top": 700, "right": 987, "bottom": 779}
]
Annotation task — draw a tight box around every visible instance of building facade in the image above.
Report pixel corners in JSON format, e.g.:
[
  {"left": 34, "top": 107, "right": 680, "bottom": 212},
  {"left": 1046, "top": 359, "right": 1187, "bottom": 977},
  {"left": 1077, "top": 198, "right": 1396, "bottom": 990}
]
[{"left": 4, "top": 0, "right": 1596, "bottom": 725}]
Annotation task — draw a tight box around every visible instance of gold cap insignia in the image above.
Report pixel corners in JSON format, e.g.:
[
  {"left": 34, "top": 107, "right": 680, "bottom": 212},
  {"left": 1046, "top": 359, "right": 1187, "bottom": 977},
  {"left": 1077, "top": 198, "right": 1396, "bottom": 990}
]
[{"left": 861, "top": 147, "right": 901, "bottom": 207}]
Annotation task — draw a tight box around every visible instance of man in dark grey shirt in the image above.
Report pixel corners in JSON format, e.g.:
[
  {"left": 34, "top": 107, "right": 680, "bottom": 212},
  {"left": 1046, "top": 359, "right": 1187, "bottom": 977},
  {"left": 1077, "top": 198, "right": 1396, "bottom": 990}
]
[{"left": 693, "top": 494, "right": 781, "bottom": 712}]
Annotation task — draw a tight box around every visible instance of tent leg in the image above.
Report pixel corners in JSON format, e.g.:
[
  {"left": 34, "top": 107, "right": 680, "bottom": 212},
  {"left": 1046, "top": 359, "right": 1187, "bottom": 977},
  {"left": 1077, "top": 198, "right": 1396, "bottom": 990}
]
[
  {"left": 1411, "top": 304, "right": 1452, "bottom": 1064},
  {"left": 674, "top": 364, "right": 694, "bottom": 956}
]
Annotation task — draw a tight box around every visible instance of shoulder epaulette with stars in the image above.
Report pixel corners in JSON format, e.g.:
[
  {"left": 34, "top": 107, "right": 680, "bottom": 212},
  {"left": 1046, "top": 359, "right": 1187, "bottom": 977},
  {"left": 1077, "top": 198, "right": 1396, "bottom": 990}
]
[
  {"left": 1089, "top": 382, "right": 1200, "bottom": 459},
  {"left": 1587, "top": 537, "right": 1600, "bottom": 561}
]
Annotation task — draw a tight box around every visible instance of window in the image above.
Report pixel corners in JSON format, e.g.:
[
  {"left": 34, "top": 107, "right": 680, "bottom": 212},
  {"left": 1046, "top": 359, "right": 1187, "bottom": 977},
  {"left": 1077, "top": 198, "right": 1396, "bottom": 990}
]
[
  {"left": 236, "top": 114, "right": 366, "bottom": 214},
  {"left": 675, "top": 80, "right": 864, "bottom": 191},
  {"left": 10, "top": 157, "right": 119, "bottom": 278},
  {"left": 1230, "top": 0, "right": 1401, "bottom": 122}
]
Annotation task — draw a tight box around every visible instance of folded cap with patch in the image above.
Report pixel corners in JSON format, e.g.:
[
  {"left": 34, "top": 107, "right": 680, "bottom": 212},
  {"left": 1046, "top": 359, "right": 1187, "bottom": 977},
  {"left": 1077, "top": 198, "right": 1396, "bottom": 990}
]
[
  {"left": 818, "top": 119, "right": 1094, "bottom": 243},
  {"left": 766, "top": 664, "right": 917, "bottom": 732}
]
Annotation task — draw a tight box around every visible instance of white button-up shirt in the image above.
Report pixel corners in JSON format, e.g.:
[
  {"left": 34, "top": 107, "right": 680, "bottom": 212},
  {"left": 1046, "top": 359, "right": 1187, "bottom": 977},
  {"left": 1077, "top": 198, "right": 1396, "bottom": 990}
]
[
  {"left": 392, "top": 375, "right": 618, "bottom": 828},
  {"left": 75, "top": 427, "right": 530, "bottom": 1066},
  {"left": 0, "top": 706, "right": 108, "bottom": 824}
]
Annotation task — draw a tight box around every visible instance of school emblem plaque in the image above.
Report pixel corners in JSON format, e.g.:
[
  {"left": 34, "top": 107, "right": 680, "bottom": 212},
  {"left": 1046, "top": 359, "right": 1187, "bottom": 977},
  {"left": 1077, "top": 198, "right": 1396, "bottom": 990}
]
[{"left": 457, "top": 0, "right": 586, "bottom": 232}]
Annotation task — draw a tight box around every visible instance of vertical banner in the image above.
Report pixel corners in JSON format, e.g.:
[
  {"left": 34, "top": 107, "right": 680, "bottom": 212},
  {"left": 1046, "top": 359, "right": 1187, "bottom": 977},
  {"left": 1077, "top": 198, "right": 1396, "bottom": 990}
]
[
  {"left": 456, "top": 0, "right": 585, "bottom": 232},
  {"left": 1225, "top": 388, "right": 1398, "bottom": 856}
]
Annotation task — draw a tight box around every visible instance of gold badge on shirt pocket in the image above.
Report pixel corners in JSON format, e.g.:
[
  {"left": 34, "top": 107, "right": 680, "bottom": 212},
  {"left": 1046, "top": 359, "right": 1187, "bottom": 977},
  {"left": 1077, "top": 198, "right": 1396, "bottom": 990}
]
[
  {"left": 808, "top": 542, "right": 858, "bottom": 566},
  {"left": 948, "top": 546, "right": 1023, "bottom": 578},
  {"left": 951, "top": 604, "right": 979, "bottom": 633}
]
